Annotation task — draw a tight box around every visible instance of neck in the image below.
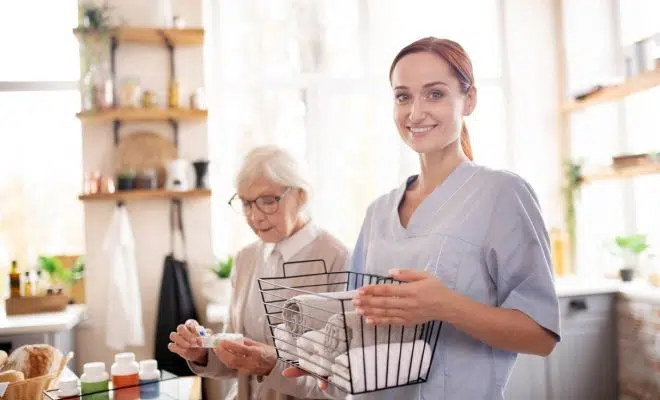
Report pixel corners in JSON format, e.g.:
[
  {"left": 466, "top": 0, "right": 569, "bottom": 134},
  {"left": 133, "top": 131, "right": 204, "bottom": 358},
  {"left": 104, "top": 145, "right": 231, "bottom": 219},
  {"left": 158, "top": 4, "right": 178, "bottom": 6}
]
[
  {"left": 416, "top": 140, "right": 469, "bottom": 194},
  {"left": 290, "top": 216, "right": 309, "bottom": 236}
]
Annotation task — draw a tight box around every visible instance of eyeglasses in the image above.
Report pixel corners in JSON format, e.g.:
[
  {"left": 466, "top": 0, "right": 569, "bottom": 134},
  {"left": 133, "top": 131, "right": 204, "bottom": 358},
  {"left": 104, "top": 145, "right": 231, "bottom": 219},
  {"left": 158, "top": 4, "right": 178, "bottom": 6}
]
[{"left": 228, "top": 187, "right": 292, "bottom": 215}]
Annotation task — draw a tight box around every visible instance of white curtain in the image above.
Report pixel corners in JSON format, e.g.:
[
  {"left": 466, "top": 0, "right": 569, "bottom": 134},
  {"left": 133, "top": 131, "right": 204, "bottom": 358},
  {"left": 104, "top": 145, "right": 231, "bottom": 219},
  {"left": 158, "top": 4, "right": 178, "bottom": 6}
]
[{"left": 207, "top": 0, "right": 508, "bottom": 257}]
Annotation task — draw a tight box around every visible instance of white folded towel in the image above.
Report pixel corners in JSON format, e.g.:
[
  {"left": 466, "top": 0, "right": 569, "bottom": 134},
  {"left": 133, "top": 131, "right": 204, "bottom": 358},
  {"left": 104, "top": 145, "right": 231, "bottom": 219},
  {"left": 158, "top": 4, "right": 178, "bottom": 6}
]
[
  {"left": 329, "top": 340, "right": 433, "bottom": 393},
  {"left": 298, "top": 348, "right": 332, "bottom": 377},
  {"left": 282, "top": 290, "right": 358, "bottom": 336},
  {"left": 272, "top": 324, "right": 298, "bottom": 360},
  {"left": 297, "top": 330, "right": 333, "bottom": 370},
  {"left": 324, "top": 311, "right": 422, "bottom": 356}
]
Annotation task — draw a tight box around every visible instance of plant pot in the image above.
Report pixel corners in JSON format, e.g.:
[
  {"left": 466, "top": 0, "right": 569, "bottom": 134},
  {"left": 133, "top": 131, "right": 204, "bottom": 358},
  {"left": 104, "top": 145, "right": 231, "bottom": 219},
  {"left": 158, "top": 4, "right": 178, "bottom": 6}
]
[
  {"left": 116, "top": 176, "right": 136, "bottom": 191},
  {"left": 620, "top": 268, "right": 634, "bottom": 282},
  {"left": 192, "top": 160, "right": 210, "bottom": 189}
]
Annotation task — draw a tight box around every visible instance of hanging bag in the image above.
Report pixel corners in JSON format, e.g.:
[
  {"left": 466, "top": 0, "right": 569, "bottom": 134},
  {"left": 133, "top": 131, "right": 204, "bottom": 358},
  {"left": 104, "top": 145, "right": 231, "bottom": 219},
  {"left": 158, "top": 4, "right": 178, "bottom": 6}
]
[{"left": 154, "top": 199, "right": 200, "bottom": 377}]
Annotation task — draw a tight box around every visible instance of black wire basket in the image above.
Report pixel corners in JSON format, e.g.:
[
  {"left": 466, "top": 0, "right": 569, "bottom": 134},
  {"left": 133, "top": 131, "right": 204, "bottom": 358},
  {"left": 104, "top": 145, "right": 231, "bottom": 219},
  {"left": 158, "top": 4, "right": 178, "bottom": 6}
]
[{"left": 258, "top": 260, "right": 442, "bottom": 395}]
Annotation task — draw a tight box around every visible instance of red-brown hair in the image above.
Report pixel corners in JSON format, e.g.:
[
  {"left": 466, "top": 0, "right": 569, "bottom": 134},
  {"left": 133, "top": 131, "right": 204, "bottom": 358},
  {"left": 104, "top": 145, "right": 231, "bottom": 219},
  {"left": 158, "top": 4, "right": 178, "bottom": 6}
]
[{"left": 389, "top": 37, "right": 474, "bottom": 161}]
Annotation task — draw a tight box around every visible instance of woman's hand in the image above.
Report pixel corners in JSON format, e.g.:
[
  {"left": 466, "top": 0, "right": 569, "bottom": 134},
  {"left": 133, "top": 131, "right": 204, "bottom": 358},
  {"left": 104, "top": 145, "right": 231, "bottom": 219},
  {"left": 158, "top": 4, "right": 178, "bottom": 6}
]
[
  {"left": 213, "top": 338, "right": 277, "bottom": 376},
  {"left": 168, "top": 319, "right": 208, "bottom": 365},
  {"left": 352, "top": 268, "right": 459, "bottom": 325},
  {"left": 281, "top": 367, "right": 328, "bottom": 390}
]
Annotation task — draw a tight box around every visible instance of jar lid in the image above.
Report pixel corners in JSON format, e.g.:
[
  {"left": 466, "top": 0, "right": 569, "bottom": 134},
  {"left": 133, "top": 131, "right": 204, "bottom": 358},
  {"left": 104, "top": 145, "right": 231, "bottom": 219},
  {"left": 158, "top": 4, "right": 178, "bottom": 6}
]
[
  {"left": 58, "top": 377, "right": 79, "bottom": 396},
  {"left": 140, "top": 359, "right": 158, "bottom": 371},
  {"left": 115, "top": 352, "right": 135, "bottom": 363},
  {"left": 84, "top": 362, "right": 106, "bottom": 377}
]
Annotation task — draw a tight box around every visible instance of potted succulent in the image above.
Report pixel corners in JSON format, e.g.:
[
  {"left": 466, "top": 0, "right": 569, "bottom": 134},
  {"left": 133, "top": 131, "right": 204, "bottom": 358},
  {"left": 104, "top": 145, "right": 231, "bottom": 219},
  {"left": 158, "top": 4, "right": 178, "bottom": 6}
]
[
  {"left": 202, "top": 256, "right": 233, "bottom": 304},
  {"left": 38, "top": 255, "right": 85, "bottom": 294},
  {"left": 609, "top": 234, "right": 649, "bottom": 282}
]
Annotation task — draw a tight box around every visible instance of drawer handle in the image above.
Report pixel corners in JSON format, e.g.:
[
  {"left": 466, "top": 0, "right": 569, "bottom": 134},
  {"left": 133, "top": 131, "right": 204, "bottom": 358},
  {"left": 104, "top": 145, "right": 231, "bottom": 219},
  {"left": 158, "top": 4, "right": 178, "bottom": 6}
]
[{"left": 569, "top": 299, "right": 588, "bottom": 311}]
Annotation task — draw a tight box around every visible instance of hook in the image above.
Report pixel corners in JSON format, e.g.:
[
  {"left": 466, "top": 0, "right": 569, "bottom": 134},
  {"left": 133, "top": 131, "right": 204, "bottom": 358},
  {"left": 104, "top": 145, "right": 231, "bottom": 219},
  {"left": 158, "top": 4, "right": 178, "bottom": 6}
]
[{"left": 117, "top": 200, "right": 125, "bottom": 207}]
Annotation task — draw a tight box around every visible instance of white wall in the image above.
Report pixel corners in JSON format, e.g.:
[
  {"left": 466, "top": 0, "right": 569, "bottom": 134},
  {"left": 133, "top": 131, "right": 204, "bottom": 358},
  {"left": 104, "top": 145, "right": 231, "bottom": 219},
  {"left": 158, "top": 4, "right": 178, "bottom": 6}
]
[{"left": 76, "top": 0, "right": 214, "bottom": 372}]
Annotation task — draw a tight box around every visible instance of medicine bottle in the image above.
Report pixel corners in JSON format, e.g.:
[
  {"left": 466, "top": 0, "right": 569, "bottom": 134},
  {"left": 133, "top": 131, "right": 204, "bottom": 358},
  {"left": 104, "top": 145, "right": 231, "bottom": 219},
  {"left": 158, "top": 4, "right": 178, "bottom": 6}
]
[
  {"left": 80, "top": 362, "right": 110, "bottom": 395},
  {"left": 58, "top": 376, "right": 80, "bottom": 399},
  {"left": 139, "top": 359, "right": 161, "bottom": 399},
  {"left": 111, "top": 352, "right": 140, "bottom": 400}
]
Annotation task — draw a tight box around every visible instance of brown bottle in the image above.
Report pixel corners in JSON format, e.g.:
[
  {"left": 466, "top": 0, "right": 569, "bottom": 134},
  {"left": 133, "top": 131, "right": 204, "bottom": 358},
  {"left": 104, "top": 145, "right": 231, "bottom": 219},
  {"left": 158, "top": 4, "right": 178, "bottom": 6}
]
[{"left": 9, "top": 260, "right": 20, "bottom": 298}]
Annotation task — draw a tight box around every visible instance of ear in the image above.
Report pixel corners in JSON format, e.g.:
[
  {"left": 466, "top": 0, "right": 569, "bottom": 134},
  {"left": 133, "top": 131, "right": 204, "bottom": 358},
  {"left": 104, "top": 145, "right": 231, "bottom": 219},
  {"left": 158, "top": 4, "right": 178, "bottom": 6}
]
[
  {"left": 296, "top": 188, "right": 308, "bottom": 208},
  {"left": 463, "top": 86, "right": 477, "bottom": 116}
]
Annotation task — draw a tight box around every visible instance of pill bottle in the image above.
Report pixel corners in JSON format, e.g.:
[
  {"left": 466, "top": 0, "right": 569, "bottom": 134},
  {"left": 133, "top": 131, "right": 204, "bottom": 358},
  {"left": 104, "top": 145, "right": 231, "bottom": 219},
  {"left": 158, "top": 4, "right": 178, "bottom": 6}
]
[
  {"left": 111, "top": 352, "right": 140, "bottom": 400},
  {"left": 58, "top": 376, "right": 80, "bottom": 399},
  {"left": 80, "top": 361, "right": 110, "bottom": 395},
  {"left": 139, "top": 359, "right": 161, "bottom": 399}
]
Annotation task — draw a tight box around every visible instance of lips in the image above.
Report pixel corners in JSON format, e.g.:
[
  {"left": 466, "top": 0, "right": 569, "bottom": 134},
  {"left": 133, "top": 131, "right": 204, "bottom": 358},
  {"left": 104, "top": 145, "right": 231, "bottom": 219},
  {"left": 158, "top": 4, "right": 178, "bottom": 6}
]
[{"left": 407, "top": 125, "right": 437, "bottom": 137}]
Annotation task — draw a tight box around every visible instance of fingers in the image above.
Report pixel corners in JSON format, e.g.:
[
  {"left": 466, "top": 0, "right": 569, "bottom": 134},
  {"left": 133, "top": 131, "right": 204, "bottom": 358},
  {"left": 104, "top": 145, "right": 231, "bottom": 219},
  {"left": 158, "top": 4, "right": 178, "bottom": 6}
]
[
  {"left": 282, "top": 367, "right": 308, "bottom": 378},
  {"left": 353, "top": 294, "right": 415, "bottom": 310},
  {"left": 168, "top": 342, "right": 188, "bottom": 357},
  {"left": 214, "top": 344, "right": 245, "bottom": 370},
  {"left": 177, "top": 324, "right": 200, "bottom": 344},
  {"left": 362, "top": 316, "right": 408, "bottom": 325},
  {"left": 357, "top": 282, "right": 409, "bottom": 298},
  {"left": 388, "top": 268, "right": 431, "bottom": 282}
]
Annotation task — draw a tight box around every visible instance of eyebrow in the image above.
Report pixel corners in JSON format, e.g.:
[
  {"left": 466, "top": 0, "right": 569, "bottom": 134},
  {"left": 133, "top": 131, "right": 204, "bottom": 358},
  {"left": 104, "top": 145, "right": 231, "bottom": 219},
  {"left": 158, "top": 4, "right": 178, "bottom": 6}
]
[{"left": 393, "top": 81, "right": 449, "bottom": 91}]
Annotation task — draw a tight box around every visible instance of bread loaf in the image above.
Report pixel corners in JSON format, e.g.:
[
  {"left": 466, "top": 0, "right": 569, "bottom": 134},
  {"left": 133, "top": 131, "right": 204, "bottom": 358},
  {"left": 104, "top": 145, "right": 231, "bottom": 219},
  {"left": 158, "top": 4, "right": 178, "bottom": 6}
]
[
  {"left": 0, "top": 370, "right": 24, "bottom": 383},
  {"left": 1, "top": 345, "right": 63, "bottom": 379}
]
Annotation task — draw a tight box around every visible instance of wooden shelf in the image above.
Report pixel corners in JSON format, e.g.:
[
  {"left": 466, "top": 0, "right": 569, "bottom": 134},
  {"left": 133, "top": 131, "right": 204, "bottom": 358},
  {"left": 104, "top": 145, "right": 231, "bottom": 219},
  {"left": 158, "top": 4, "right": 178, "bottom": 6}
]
[
  {"left": 563, "top": 68, "right": 660, "bottom": 113},
  {"left": 76, "top": 108, "right": 207, "bottom": 123},
  {"left": 74, "top": 27, "right": 204, "bottom": 46},
  {"left": 582, "top": 163, "right": 660, "bottom": 182},
  {"left": 79, "top": 189, "right": 211, "bottom": 202}
]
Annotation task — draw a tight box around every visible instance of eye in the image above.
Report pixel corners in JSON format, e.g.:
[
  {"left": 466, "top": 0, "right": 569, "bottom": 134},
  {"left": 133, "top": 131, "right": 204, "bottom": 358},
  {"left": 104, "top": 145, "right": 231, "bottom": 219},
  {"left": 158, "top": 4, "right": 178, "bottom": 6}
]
[
  {"left": 428, "top": 91, "right": 444, "bottom": 100},
  {"left": 395, "top": 93, "right": 410, "bottom": 104},
  {"left": 259, "top": 196, "right": 278, "bottom": 206}
]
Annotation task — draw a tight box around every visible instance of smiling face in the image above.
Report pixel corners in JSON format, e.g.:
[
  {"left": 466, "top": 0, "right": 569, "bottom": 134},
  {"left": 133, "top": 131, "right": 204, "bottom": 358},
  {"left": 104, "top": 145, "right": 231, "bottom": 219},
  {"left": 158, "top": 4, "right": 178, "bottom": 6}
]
[
  {"left": 391, "top": 51, "right": 476, "bottom": 156},
  {"left": 237, "top": 175, "right": 306, "bottom": 243}
]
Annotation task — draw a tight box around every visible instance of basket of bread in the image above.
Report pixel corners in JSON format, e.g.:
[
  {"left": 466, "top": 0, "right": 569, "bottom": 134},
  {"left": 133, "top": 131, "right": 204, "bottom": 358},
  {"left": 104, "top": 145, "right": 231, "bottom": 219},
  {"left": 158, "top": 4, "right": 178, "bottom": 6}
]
[{"left": 0, "top": 344, "right": 73, "bottom": 400}]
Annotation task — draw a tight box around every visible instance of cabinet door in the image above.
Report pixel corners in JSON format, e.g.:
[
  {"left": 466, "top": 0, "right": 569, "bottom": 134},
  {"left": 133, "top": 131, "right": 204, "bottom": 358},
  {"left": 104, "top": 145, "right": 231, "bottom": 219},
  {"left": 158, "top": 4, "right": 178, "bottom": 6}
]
[
  {"left": 547, "top": 295, "right": 617, "bottom": 400},
  {"left": 505, "top": 353, "right": 549, "bottom": 400}
]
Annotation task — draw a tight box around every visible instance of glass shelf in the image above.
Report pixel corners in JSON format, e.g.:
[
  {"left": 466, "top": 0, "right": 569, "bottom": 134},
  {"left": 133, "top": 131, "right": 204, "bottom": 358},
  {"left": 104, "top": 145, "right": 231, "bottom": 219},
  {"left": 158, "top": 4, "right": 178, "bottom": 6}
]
[{"left": 43, "top": 370, "right": 201, "bottom": 400}]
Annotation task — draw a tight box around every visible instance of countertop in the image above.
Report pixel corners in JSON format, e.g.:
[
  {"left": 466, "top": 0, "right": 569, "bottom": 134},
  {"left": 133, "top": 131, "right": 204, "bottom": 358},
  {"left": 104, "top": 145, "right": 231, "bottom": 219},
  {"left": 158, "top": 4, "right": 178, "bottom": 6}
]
[{"left": 0, "top": 304, "right": 87, "bottom": 336}]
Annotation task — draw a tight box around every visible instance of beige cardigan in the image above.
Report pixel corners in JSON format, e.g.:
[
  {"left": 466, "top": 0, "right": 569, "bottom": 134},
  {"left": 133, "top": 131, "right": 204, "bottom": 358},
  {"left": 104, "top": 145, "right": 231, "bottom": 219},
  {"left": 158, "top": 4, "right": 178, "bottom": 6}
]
[{"left": 189, "top": 228, "right": 350, "bottom": 400}]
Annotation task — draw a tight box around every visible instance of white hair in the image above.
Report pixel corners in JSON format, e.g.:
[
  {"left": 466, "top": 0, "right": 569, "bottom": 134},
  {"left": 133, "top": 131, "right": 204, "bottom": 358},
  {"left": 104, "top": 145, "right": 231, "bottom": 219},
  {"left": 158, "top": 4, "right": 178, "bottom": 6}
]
[{"left": 234, "top": 145, "right": 313, "bottom": 201}]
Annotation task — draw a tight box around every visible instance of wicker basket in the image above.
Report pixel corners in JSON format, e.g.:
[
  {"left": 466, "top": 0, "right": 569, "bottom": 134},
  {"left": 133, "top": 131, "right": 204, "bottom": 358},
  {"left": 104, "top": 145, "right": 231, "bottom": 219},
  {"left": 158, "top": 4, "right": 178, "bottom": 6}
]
[
  {"left": 113, "top": 131, "right": 177, "bottom": 188},
  {"left": 2, "top": 351, "right": 73, "bottom": 400}
]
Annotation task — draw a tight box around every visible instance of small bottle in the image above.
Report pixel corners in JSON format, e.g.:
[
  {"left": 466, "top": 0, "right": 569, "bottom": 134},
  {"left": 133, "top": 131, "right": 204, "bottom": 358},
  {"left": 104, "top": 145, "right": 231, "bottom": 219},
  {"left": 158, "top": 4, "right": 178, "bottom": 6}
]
[
  {"left": 58, "top": 376, "right": 81, "bottom": 399},
  {"left": 23, "top": 271, "right": 32, "bottom": 296},
  {"left": 138, "top": 359, "right": 161, "bottom": 399},
  {"left": 9, "top": 260, "right": 20, "bottom": 298},
  {"left": 35, "top": 269, "right": 44, "bottom": 296},
  {"left": 111, "top": 352, "right": 140, "bottom": 400},
  {"left": 550, "top": 228, "right": 568, "bottom": 277},
  {"left": 81, "top": 362, "right": 110, "bottom": 395},
  {"left": 167, "top": 80, "right": 179, "bottom": 108}
]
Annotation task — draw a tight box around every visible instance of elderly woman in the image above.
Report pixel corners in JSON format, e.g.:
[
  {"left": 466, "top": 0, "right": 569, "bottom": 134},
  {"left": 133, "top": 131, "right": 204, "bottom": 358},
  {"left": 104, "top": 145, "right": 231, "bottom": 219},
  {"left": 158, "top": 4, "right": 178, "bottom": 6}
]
[{"left": 168, "top": 145, "right": 349, "bottom": 400}]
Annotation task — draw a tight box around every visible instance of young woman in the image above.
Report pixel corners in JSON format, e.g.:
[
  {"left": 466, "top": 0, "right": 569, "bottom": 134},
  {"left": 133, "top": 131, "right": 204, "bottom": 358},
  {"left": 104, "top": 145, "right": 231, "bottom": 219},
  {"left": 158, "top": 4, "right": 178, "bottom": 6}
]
[{"left": 284, "top": 37, "right": 561, "bottom": 400}]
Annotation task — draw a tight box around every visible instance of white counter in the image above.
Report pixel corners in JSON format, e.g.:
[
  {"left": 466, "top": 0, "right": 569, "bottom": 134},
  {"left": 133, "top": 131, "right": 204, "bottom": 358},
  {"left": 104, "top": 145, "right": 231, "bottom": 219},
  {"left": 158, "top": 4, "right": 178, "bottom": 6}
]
[
  {"left": 0, "top": 304, "right": 87, "bottom": 336},
  {"left": 554, "top": 276, "right": 622, "bottom": 297}
]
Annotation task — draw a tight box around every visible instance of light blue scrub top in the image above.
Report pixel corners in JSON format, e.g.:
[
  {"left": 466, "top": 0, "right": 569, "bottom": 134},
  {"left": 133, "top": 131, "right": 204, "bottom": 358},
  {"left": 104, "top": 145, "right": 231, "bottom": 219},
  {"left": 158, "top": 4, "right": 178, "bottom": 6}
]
[{"left": 348, "top": 161, "right": 561, "bottom": 400}]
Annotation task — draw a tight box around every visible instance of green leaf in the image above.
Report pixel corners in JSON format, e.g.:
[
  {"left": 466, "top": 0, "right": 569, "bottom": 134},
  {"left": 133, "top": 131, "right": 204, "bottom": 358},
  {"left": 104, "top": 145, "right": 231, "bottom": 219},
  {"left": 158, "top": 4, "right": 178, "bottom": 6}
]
[
  {"left": 211, "top": 256, "right": 233, "bottom": 279},
  {"left": 615, "top": 234, "right": 649, "bottom": 254}
]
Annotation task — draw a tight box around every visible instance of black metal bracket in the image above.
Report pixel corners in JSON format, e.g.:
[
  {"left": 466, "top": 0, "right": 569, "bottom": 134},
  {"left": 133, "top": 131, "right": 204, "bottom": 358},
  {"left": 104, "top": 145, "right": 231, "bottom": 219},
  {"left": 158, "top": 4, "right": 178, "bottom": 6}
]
[
  {"left": 159, "top": 31, "right": 176, "bottom": 80},
  {"left": 168, "top": 118, "right": 179, "bottom": 147},
  {"left": 113, "top": 120, "right": 121, "bottom": 145},
  {"left": 110, "top": 36, "right": 119, "bottom": 108}
]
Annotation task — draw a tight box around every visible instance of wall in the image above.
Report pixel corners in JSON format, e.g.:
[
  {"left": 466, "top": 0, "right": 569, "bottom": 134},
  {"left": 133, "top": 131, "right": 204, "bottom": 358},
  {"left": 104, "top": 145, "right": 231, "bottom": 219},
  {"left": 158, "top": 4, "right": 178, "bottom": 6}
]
[{"left": 76, "top": 0, "right": 214, "bottom": 372}]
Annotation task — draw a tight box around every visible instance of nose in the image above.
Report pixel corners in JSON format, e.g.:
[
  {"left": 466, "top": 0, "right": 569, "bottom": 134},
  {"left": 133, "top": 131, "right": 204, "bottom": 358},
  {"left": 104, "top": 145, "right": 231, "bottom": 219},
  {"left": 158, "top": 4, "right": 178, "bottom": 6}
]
[
  {"left": 408, "top": 99, "right": 426, "bottom": 123},
  {"left": 248, "top": 203, "right": 266, "bottom": 223}
]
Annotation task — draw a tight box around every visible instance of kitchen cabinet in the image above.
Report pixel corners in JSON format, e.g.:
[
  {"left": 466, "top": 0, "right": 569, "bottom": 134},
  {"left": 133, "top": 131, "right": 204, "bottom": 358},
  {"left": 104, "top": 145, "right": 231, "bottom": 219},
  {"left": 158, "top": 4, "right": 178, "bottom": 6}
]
[{"left": 505, "top": 293, "right": 617, "bottom": 400}]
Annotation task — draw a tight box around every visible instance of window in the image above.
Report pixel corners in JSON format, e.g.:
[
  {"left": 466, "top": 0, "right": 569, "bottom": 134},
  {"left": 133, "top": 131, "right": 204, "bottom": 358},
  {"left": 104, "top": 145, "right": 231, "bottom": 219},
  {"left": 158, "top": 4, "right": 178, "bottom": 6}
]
[
  {"left": 0, "top": 1, "right": 83, "bottom": 278},
  {"left": 208, "top": 0, "right": 508, "bottom": 256}
]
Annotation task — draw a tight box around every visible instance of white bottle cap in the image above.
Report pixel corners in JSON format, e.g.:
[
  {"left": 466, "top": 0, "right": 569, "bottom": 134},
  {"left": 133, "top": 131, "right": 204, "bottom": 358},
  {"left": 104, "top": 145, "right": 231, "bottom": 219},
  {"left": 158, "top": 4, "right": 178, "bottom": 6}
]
[
  {"left": 139, "top": 359, "right": 158, "bottom": 372},
  {"left": 83, "top": 362, "right": 107, "bottom": 380},
  {"left": 58, "top": 376, "right": 79, "bottom": 396},
  {"left": 115, "top": 352, "right": 135, "bottom": 363}
]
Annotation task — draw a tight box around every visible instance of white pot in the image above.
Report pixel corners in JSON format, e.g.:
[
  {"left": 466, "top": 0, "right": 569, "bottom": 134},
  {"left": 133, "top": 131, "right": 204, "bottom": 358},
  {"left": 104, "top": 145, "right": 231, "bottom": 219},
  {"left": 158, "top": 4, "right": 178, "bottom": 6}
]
[{"left": 202, "top": 277, "right": 232, "bottom": 305}]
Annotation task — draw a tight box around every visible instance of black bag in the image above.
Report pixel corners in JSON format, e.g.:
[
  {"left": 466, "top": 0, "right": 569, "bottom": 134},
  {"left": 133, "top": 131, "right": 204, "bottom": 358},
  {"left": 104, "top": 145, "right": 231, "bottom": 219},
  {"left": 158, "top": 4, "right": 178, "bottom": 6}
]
[{"left": 154, "top": 199, "right": 199, "bottom": 377}]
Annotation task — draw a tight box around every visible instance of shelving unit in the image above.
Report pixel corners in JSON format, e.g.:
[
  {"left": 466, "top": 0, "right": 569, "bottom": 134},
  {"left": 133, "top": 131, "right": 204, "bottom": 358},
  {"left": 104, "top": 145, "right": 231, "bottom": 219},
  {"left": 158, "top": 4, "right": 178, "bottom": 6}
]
[
  {"left": 581, "top": 163, "right": 660, "bottom": 183},
  {"left": 74, "top": 27, "right": 204, "bottom": 46},
  {"left": 562, "top": 68, "right": 660, "bottom": 112},
  {"left": 79, "top": 189, "right": 211, "bottom": 202},
  {"left": 76, "top": 108, "right": 207, "bottom": 123}
]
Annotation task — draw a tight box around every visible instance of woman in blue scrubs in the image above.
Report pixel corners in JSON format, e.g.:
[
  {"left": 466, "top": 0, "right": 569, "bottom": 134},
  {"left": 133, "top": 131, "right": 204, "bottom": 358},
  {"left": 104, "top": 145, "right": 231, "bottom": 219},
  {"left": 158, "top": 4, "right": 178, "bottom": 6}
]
[{"left": 283, "top": 37, "right": 561, "bottom": 400}]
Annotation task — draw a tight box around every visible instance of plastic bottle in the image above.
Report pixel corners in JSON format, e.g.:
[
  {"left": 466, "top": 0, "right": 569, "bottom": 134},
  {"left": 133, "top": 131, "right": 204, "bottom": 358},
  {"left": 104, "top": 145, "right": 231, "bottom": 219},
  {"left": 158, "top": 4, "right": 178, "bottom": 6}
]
[
  {"left": 58, "top": 376, "right": 80, "bottom": 399},
  {"left": 138, "top": 359, "right": 161, "bottom": 399},
  {"left": 81, "top": 362, "right": 110, "bottom": 395},
  {"left": 111, "top": 352, "right": 140, "bottom": 400},
  {"left": 9, "top": 260, "right": 20, "bottom": 298}
]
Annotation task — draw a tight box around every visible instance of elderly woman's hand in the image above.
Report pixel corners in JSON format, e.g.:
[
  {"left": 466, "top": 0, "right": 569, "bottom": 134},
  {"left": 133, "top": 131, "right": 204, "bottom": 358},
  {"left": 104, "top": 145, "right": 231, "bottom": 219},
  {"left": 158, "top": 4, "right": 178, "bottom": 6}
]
[
  {"left": 168, "top": 319, "right": 208, "bottom": 364},
  {"left": 352, "top": 268, "right": 459, "bottom": 325},
  {"left": 213, "top": 338, "right": 277, "bottom": 376},
  {"left": 281, "top": 367, "right": 329, "bottom": 390}
]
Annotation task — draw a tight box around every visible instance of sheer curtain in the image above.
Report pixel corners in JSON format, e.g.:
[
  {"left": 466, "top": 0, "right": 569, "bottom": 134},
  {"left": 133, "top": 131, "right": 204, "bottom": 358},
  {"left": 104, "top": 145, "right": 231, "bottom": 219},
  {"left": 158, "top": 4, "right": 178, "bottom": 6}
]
[
  {"left": 0, "top": 1, "right": 83, "bottom": 287},
  {"left": 207, "top": 0, "right": 508, "bottom": 257}
]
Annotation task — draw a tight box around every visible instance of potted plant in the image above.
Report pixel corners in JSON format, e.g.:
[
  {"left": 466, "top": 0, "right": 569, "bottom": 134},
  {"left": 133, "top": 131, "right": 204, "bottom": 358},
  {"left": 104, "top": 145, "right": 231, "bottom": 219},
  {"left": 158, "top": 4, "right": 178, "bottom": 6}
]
[
  {"left": 202, "top": 256, "right": 233, "bottom": 304},
  {"left": 38, "top": 255, "right": 85, "bottom": 294},
  {"left": 563, "top": 159, "right": 583, "bottom": 273},
  {"left": 609, "top": 234, "right": 649, "bottom": 282},
  {"left": 116, "top": 170, "right": 137, "bottom": 191}
]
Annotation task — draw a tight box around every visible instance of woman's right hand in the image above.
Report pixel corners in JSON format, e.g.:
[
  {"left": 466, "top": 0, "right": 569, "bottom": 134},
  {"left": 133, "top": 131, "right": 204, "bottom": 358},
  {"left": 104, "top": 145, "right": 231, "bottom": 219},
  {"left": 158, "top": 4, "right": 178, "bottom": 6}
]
[{"left": 168, "top": 319, "right": 208, "bottom": 365}]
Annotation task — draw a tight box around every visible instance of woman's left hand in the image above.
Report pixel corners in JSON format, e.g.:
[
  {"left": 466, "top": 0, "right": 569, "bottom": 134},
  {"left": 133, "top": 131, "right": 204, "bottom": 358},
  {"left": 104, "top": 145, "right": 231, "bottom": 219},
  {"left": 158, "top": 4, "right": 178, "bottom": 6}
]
[
  {"left": 213, "top": 337, "right": 277, "bottom": 376},
  {"left": 352, "top": 268, "right": 459, "bottom": 325}
]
